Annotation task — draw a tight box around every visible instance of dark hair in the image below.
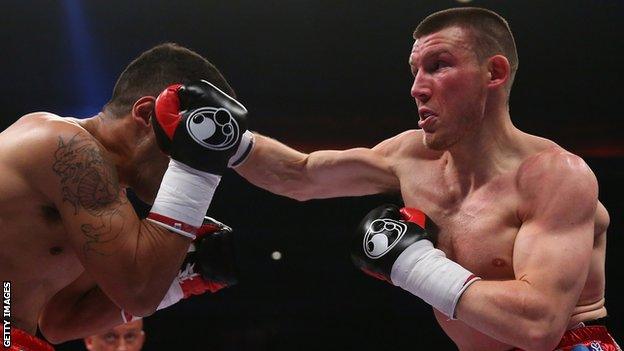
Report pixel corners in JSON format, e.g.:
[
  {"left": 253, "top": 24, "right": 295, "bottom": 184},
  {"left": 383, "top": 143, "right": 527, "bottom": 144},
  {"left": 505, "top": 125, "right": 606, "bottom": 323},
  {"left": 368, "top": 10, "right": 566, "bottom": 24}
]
[
  {"left": 414, "top": 7, "right": 518, "bottom": 90},
  {"left": 104, "top": 43, "right": 234, "bottom": 117}
]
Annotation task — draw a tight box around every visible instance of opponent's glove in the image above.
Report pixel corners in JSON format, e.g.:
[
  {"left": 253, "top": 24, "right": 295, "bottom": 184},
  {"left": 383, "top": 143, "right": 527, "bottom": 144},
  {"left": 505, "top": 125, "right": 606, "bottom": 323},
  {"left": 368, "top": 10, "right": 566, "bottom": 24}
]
[
  {"left": 122, "top": 217, "right": 238, "bottom": 322},
  {"left": 147, "top": 80, "right": 254, "bottom": 238},
  {"left": 351, "top": 204, "right": 480, "bottom": 319}
]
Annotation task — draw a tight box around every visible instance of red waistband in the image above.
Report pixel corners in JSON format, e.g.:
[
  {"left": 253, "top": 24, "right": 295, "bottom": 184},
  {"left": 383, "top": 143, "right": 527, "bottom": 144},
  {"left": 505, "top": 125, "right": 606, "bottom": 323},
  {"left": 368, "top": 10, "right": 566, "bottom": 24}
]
[
  {"left": 6, "top": 328, "right": 54, "bottom": 351},
  {"left": 514, "top": 325, "right": 620, "bottom": 351}
]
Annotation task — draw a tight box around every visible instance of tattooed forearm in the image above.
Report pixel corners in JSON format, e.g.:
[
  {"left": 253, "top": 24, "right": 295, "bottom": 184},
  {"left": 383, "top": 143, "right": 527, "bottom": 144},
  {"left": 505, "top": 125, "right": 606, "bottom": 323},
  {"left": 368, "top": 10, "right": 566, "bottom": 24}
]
[{"left": 53, "top": 133, "right": 129, "bottom": 256}]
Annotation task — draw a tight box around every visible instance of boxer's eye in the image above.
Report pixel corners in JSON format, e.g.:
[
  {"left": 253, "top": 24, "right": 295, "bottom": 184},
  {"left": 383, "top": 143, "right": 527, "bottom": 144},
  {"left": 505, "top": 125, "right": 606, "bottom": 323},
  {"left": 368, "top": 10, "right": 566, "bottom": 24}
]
[
  {"left": 430, "top": 60, "right": 449, "bottom": 72},
  {"left": 103, "top": 333, "right": 118, "bottom": 344}
]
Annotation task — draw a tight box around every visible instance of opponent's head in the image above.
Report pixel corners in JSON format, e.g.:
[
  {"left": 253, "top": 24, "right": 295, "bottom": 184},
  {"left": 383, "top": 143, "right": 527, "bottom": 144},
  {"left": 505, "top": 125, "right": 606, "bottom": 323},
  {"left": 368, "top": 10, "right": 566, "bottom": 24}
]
[
  {"left": 104, "top": 43, "right": 234, "bottom": 118},
  {"left": 84, "top": 319, "right": 145, "bottom": 351},
  {"left": 410, "top": 8, "right": 518, "bottom": 150},
  {"left": 103, "top": 43, "right": 234, "bottom": 203}
]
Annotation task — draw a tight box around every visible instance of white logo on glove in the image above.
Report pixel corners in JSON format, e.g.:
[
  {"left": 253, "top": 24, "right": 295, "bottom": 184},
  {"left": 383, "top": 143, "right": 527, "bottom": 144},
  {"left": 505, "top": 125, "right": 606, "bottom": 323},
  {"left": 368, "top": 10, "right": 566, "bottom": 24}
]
[
  {"left": 186, "top": 107, "right": 240, "bottom": 150},
  {"left": 363, "top": 219, "right": 407, "bottom": 259}
]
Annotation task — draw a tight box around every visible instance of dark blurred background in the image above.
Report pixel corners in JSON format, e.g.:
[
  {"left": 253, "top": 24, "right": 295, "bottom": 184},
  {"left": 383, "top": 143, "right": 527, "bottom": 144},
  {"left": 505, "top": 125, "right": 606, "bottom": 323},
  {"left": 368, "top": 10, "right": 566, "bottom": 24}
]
[{"left": 2, "top": 0, "right": 622, "bottom": 350}]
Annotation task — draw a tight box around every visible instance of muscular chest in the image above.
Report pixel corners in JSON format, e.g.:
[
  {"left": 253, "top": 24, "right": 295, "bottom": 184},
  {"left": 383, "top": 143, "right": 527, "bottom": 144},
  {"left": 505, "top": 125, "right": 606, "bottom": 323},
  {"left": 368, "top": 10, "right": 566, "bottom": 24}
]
[{"left": 398, "top": 166, "right": 521, "bottom": 279}]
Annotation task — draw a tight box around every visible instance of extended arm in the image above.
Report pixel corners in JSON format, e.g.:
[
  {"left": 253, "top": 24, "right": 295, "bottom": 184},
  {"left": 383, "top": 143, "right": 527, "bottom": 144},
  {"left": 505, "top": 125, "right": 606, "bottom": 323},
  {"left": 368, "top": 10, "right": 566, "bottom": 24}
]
[{"left": 235, "top": 133, "right": 402, "bottom": 200}]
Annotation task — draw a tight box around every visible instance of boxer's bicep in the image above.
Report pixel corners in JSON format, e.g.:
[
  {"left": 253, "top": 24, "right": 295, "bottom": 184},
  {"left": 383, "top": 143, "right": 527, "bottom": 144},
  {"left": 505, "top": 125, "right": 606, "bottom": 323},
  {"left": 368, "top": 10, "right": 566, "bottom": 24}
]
[
  {"left": 513, "top": 153, "right": 598, "bottom": 313},
  {"left": 236, "top": 133, "right": 398, "bottom": 200}
]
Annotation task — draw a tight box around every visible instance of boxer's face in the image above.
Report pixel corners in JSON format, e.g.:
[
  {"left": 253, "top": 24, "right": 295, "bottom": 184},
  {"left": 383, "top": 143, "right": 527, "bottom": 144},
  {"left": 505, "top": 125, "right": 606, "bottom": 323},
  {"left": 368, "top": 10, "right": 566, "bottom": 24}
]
[
  {"left": 85, "top": 320, "right": 145, "bottom": 351},
  {"left": 409, "top": 26, "right": 490, "bottom": 150},
  {"left": 132, "top": 131, "right": 170, "bottom": 204}
]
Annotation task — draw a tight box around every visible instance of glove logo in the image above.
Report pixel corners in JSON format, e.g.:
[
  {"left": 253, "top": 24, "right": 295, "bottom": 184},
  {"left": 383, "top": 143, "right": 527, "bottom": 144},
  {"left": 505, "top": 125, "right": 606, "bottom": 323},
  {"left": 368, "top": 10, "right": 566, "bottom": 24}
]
[
  {"left": 186, "top": 107, "right": 240, "bottom": 150},
  {"left": 363, "top": 219, "right": 407, "bottom": 259}
]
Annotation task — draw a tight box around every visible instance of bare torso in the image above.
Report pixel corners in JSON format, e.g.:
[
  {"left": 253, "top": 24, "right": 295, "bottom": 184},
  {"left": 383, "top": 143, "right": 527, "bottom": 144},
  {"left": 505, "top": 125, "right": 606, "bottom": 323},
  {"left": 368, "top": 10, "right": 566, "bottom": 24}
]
[
  {"left": 391, "top": 130, "right": 608, "bottom": 351},
  {"left": 0, "top": 113, "right": 86, "bottom": 333}
]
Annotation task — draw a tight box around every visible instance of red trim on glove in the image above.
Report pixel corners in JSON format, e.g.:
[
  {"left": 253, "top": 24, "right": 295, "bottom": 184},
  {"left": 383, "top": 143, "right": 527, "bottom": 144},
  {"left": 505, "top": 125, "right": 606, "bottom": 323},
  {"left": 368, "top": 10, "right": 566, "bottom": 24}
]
[
  {"left": 154, "top": 84, "right": 183, "bottom": 140},
  {"left": 196, "top": 222, "right": 221, "bottom": 239},
  {"left": 181, "top": 276, "right": 227, "bottom": 298},
  {"left": 400, "top": 207, "right": 426, "bottom": 228}
]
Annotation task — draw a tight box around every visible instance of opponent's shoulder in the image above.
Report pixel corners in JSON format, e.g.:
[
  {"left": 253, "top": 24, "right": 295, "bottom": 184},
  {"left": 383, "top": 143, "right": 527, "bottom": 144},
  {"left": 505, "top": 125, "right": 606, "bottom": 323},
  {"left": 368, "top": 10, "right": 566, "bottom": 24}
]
[
  {"left": 10, "top": 112, "right": 91, "bottom": 143},
  {"left": 10, "top": 113, "right": 104, "bottom": 174},
  {"left": 372, "top": 129, "right": 440, "bottom": 160}
]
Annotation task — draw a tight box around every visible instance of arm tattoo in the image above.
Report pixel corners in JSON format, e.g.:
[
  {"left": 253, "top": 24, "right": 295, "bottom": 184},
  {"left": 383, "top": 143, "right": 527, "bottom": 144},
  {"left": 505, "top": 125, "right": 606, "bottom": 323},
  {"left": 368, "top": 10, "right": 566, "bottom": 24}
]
[{"left": 53, "top": 133, "right": 129, "bottom": 256}]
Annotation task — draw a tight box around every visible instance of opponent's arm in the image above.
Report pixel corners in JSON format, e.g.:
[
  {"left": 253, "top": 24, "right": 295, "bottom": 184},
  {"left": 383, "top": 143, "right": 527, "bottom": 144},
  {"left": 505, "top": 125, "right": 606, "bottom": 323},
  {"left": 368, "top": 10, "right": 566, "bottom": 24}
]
[
  {"left": 39, "top": 218, "right": 238, "bottom": 343},
  {"left": 38, "top": 272, "right": 121, "bottom": 344},
  {"left": 43, "top": 129, "right": 188, "bottom": 317},
  {"left": 234, "top": 132, "right": 403, "bottom": 200},
  {"left": 454, "top": 153, "right": 598, "bottom": 351}
]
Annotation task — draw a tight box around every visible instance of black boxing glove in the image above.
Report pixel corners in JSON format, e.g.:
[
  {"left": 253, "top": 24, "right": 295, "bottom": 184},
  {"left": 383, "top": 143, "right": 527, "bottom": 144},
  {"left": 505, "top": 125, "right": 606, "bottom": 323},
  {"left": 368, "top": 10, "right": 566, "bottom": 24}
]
[
  {"left": 181, "top": 216, "right": 238, "bottom": 293},
  {"left": 351, "top": 204, "right": 436, "bottom": 283},
  {"left": 351, "top": 204, "right": 480, "bottom": 319},
  {"left": 147, "top": 81, "right": 253, "bottom": 238},
  {"left": 152, "top": 80, "right": 254, "bottom": 174},
  {"left": 122, "top": 217, "right": 238, "bottom": 322}
]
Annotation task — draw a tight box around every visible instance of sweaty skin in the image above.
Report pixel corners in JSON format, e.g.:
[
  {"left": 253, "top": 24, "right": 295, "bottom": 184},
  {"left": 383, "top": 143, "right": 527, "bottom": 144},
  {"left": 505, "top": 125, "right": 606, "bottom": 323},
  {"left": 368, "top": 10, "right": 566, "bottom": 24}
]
[
  {"left": 0, "top": 112, "right": 188, "bottom": 341},
  {"left": 235, "top": 26, "right": 608, "bottom": 351}
]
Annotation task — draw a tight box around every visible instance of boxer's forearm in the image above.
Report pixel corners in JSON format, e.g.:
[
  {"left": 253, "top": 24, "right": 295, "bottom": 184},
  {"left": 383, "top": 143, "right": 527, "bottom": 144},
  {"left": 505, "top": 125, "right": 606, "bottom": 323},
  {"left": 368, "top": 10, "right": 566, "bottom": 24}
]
[
  {"left": 39, "top": 284, "right": 123, "bottom": 344},
  {"left": 86, "top": 220, "right": 189, "bottom": 317},
  {"left": 455, "top": 280, "right": 570, "bottom": 351},
  {"left": 234, "top": 133, "right": 312, "bottom": 199},
  {"left": 235, "top": 134, "right": 397, "bottom": 200}
]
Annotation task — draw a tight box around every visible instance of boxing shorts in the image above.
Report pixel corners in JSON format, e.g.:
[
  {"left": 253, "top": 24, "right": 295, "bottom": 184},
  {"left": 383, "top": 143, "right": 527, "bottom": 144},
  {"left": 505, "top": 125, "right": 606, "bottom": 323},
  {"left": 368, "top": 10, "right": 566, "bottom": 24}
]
[
  {"left": 514, "top": 323, "right": 620, "bottom": 351},
  {"left": 5, "top": 328, "right": 54, "bottom": 351}
]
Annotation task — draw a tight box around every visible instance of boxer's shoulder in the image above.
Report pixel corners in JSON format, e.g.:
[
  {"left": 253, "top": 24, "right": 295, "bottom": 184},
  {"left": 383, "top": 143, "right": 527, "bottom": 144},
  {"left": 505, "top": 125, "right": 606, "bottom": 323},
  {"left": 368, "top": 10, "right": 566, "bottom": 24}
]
[
  {"left": 374, "top": 129, "right": 441, "bottom": 161},
  {"left": 517, "top": 146, "right": 595, "bottom": 190},
  {"left": 516, "top": 146, "right": 597, "bottom": 219},
  {"left": 7, "top": 113, "right": 105, "bottom": 185}
]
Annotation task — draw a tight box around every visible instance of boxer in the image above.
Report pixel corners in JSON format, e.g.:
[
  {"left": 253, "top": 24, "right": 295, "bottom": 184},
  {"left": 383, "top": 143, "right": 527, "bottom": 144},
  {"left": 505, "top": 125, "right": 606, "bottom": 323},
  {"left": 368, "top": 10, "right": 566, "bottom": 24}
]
[
  {"left": 0, "top": 43, "right": 250, "bottom": 349},
  {"left": 234, "top": 8, "right": 615, "bottom": 350}
]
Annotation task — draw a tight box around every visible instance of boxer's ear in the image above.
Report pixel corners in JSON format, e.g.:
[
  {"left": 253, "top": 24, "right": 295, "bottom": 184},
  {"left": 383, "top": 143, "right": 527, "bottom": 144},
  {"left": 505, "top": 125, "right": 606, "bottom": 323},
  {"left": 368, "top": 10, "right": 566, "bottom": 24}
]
[
  {"left": 486, "top": 55, "right": 510, "bottom": 90},
  {"left": 83, "top": 336, "right": 94, "bottom": 350},
  {"left": 132, "top": 96, "right": 156, "bottom": 128}
]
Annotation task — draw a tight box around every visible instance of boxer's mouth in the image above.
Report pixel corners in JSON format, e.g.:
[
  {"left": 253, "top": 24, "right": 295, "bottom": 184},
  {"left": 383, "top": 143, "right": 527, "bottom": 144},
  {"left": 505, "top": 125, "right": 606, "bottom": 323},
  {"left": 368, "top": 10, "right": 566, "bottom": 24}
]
[{"left": 418, "top": 109, "right": 437, "bottom": 131}]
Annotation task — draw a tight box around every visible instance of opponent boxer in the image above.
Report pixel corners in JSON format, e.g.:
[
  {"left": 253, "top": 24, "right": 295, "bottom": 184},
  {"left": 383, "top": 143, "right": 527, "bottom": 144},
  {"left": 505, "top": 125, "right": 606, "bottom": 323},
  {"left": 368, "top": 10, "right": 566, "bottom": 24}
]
[
  {"left": 0, "top": 43, "right": 250, "bottom": 349},
  {"left": 235, "top": 8, "right": 615, "bottom": 351}
]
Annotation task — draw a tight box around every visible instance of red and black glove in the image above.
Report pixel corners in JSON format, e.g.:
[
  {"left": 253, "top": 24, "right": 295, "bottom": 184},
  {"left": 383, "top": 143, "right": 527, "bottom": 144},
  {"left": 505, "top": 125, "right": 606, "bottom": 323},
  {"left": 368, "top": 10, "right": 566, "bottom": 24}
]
[
  {"left": 122, "top": 217, "right": 238, "bottom": 322},
  {"left": 152, "top": 80, "right": 253, "bottom": 175},
  {"left": 147, "top": 80, "right": 254, "bottom": 238}
]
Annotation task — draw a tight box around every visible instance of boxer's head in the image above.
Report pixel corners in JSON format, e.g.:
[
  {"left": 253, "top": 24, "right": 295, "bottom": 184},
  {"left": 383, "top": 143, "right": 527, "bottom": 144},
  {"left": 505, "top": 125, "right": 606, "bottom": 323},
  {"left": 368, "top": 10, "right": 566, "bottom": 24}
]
[
  {"left": 104, "top": 43, "right": 235, "bottom": 118},
  {"left": 84, "top": 319, "right": 145, "bottom": 351},
  {"left": 410, "top": 8, "right": 517, "bottom": 150},
  {"left": 102, "top": 43, "right": 236, "bottom": 203}
]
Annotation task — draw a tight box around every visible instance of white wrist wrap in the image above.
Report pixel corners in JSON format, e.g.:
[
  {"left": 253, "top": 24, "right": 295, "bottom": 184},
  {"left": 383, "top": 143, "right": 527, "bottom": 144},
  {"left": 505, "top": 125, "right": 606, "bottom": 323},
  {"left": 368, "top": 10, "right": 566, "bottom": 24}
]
[
  {"left": 228, "top": 130, "right": 254, "bottom": 168},
  {"left": 390, "top": 240, "right": 480, "bottom": 319},
  {"left": 149, "top": 159, "right": 221, "bottom": 238}
]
